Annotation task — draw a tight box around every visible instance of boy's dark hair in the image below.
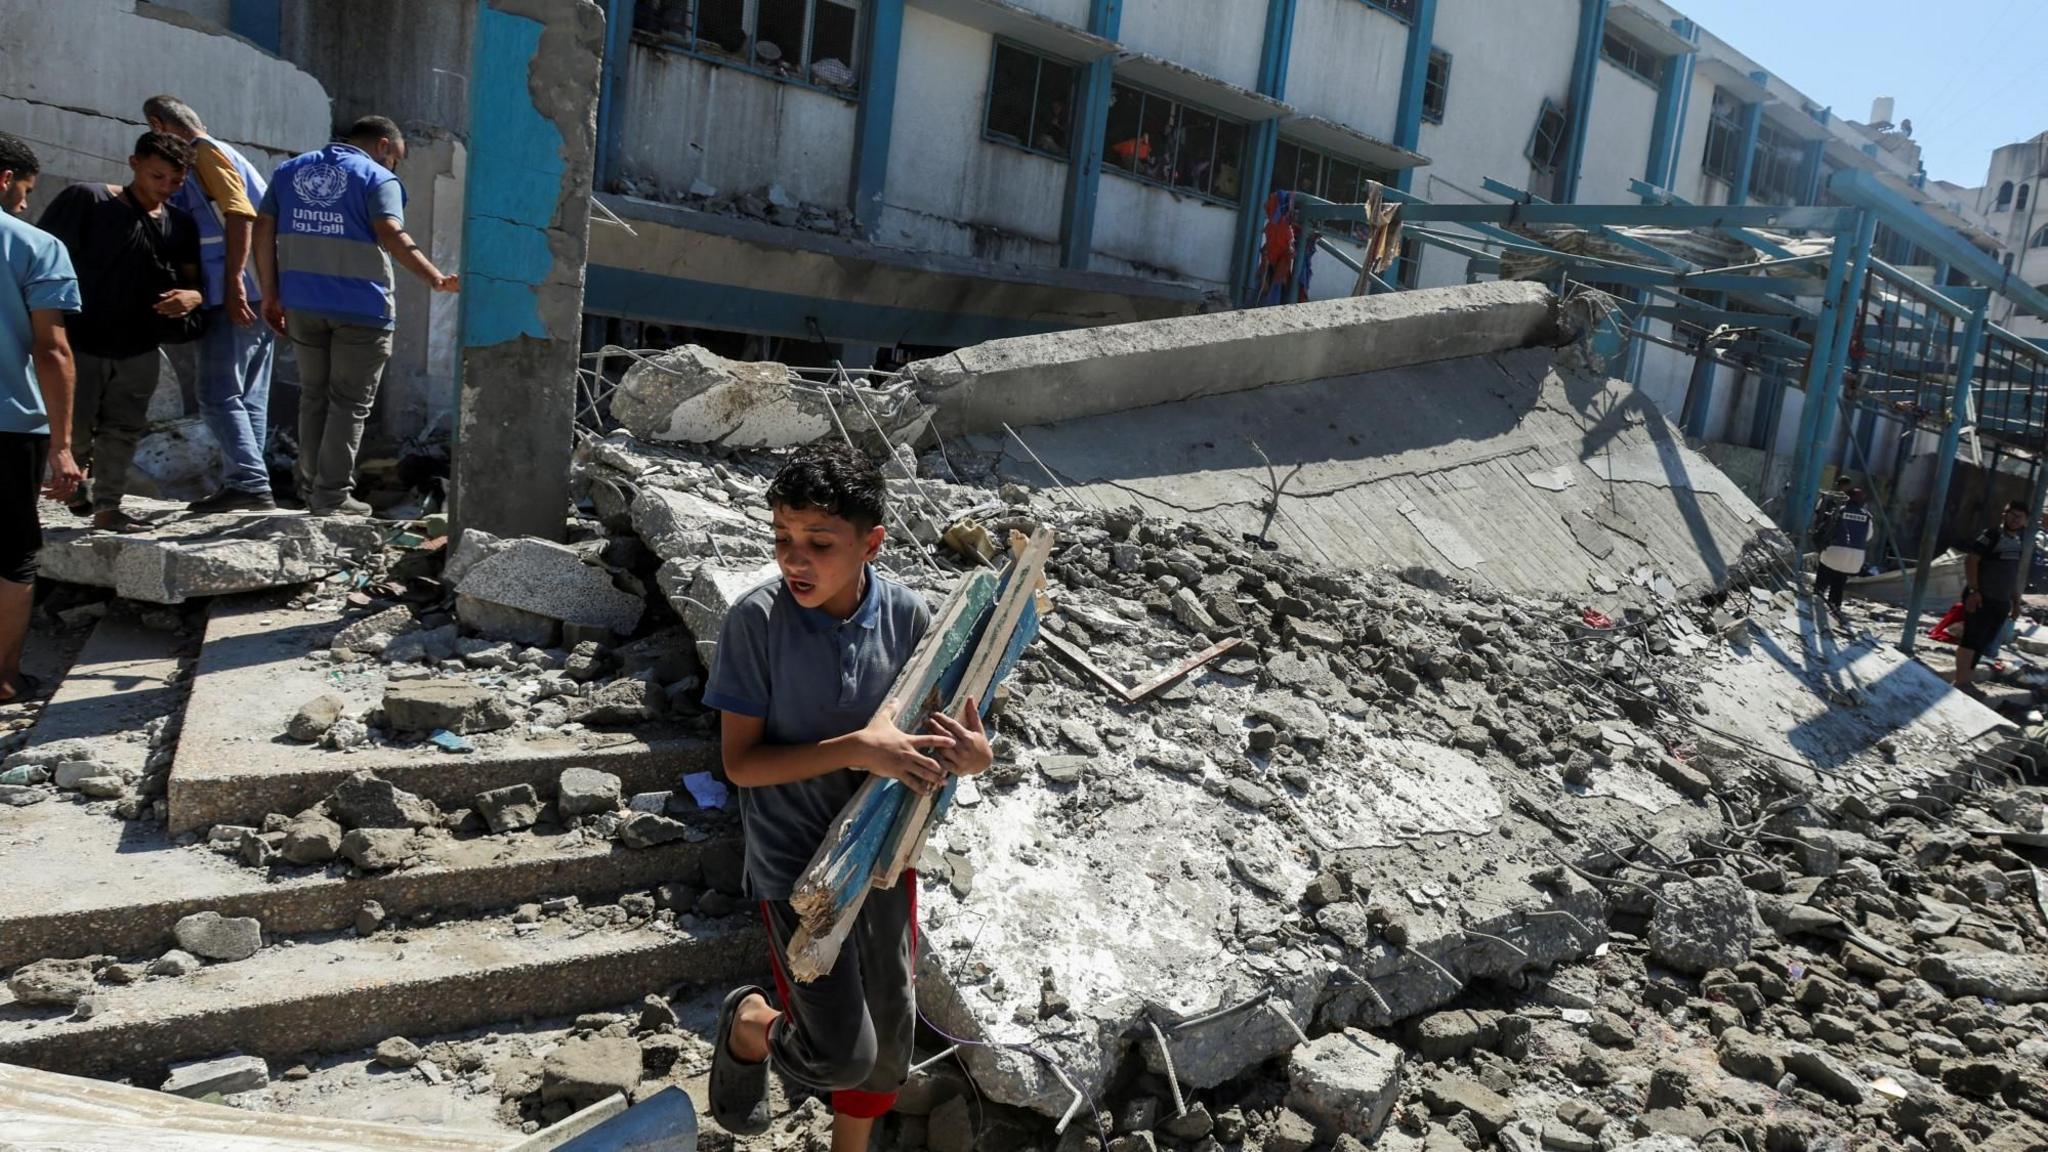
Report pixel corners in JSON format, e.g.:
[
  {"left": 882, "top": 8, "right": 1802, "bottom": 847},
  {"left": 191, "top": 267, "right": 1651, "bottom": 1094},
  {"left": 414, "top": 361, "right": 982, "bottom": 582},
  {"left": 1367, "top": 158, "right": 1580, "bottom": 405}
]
[
  {"left": 345, "top": 115, "right": 406, "bottom": 150},
  {"left": 133, "top": 131, "right": 192, "bottom": 170},
  {"left": 767, "top": 441, "right": 886, "bottom": 532},
  {"left": 2007, "top": 499, "right": 2029, "bottom": 513},
  {"left": 0, "top": 133, "right": 38, "bottom": 179}
]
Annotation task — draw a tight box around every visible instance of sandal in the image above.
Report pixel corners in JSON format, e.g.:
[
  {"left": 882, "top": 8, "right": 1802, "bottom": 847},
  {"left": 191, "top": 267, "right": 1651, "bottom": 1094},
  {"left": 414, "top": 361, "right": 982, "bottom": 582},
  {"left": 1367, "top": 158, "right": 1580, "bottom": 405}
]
[
  {"left": 91, "top": 511, "right": 150, "bottom": 535},
  {"left": 0, "top": 672, "right": 42, "bottom": 706},
  {"left": 709, "top": 984, "right": 772, "bottom": 1135}
]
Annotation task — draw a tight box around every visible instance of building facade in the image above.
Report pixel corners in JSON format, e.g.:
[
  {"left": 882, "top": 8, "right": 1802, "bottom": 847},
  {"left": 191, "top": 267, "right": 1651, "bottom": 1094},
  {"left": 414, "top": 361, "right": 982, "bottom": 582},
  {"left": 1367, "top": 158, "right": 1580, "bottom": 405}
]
[{"left": 1972, "top": 132, "right": 2048, "bottom": 341}]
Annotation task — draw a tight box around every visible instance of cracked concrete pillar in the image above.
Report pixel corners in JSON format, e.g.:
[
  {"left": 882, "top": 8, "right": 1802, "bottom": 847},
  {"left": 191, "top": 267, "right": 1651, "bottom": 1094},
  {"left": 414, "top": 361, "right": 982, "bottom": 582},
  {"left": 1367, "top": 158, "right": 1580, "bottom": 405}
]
[{"left": 452, "top": 0, "right": 604, "bottom": 543}]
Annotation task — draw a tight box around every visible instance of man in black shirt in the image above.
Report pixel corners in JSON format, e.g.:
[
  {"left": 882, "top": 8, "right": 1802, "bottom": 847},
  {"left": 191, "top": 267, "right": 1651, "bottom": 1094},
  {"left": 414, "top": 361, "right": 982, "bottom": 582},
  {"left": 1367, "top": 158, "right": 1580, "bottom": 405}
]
[
  {"left": 1956, "top": 499, "right": 2029, "bottom": 694},
  {"left": 36, "top": 132, "right": 201, "bottom": 532}
]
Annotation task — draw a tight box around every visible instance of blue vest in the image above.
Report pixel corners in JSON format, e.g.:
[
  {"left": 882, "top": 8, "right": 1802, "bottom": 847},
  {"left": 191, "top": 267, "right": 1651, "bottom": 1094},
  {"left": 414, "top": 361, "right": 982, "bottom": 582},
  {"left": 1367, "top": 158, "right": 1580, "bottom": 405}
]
[
  {"left": 270, "top": 144, "right": 399, "bottom": 326},
  {"left": 173, "top": 133, "right": 269, "bottom": 308},
  {"left": 1829, "top": 505, "right": 1871, "bottom": 551}
]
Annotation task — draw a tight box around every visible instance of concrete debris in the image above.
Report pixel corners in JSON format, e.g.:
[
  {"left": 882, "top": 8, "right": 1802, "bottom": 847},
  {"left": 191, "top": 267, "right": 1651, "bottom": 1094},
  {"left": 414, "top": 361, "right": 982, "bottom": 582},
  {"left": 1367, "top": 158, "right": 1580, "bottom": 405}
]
[
  {"left": 556, "top": 767, "right": 623, "bottom": 818},
  {"left": 38, "top": 513, "right": 383, "bottom": 604},
  {"left": 1648, "top": 875, "right": 1758, "bottom": 975},
  {"left": 455, "top": 538, "right": 643, "bottom": 644},
  {"left": 381, "top": 682, "right": 518, "bottom": 735},
  {"left": 1287, "top": 1028, "right": 1403, "bottom": 1140},
  {"left": 286, "top": 695, "right": 347, "bottom": 743},
  {"left": 6, "top": 957, "right": 95, "bottom": 1007},
  {"left": 326, "top": 773, "right": 443, "bottom": 829},
  {"left": 610, "top": 344, "right": 931, "bottom": 450},
  {"left": 160, "top": 1053, "right": 270, "bottom": 1097},
  {"left": 171, "top": 911, "right": 263, "bottom": 962},
  {"left": 475, "top": 783, "right": 542, "bottom": 834}
]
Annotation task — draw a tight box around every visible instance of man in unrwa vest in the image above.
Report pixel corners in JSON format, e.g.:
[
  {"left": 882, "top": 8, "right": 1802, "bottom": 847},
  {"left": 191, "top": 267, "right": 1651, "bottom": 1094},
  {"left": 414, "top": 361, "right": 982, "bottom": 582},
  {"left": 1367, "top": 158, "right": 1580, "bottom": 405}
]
[
  {"left": 1812, "top": 486, "right": 1871, "bottom": 613},
  {"left": 144, "top": 95, "right": 276, "bottom": 514},
  {"left": 255, "top": 116, "right": 457, "bottom": 517},
  {"left": 1956, "top": 499, "right": 2030, "bottom": 694}
]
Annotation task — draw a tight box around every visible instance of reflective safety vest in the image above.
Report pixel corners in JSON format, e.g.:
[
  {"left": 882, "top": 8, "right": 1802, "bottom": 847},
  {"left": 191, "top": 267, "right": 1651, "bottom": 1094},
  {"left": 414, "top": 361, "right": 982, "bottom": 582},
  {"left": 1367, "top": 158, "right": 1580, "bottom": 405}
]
[
  {"left": 173, "top": 133, "right": 268, "bottom": 308},
  {"left": 1828, "top": 505, "right": 1872, "bottom": 551},
  {"left": 269, "top": 143, "right": 401, "bottom": 326}
]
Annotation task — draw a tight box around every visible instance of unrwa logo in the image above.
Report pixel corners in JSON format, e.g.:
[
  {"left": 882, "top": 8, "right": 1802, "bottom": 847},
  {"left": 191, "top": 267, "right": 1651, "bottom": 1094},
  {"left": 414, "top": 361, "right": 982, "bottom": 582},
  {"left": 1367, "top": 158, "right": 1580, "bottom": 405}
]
[{"left": 292, "top": 163, "right": 350, "bottom": 208}]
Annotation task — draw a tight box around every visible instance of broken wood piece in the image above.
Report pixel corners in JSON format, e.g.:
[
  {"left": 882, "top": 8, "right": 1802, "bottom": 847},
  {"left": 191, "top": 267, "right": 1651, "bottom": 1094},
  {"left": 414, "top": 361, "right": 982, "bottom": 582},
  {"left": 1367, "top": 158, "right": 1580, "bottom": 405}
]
[{"left": 1041, "top": 631, "right": 1242, "bottom": 705}]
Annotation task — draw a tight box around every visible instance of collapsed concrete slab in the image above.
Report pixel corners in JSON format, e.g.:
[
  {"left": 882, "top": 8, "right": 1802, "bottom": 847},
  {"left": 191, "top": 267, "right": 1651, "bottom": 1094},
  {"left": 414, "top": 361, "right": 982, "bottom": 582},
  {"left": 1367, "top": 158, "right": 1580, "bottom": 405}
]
[
  {"left": 37, "top": 508, "right": 385, "bottom": 604},
  {"left": 912, "top": 281, "right": 1558, "bottom": 435},
  {"left": 454, "top": 537, "right": 645, "bottom": 643},
  {"left": 610, "top": 344, "right": 932, "bottom": 449}
]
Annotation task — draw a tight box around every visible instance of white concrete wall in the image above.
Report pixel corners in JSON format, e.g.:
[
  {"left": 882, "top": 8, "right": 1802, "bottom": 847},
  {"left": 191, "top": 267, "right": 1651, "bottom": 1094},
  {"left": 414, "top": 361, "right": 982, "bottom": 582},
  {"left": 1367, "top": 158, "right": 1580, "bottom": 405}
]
[
  {"left": 1675, "top": 79, "right": 1726, "bottom": 205},
  {"left": 1577, "top": 59, "right": 1657, "bottom": 204},
  {"left": 0, "top": 0, "right": 330, "bottom": 218},
  {"left": 617, "top": 43, "right": 855, "bottom": 208},
  {"left": 874, "top": 8, "right": 1066, "bottom": 265},
  {"left": 1284, "top": 0, "right": 1406, "bottom": 140},
  {"left": 1092, "top": 172, "right": 1234, "bottom": 286},
  {"left": 1117, "top": 0, "right": 1264, "bottom": 93}
]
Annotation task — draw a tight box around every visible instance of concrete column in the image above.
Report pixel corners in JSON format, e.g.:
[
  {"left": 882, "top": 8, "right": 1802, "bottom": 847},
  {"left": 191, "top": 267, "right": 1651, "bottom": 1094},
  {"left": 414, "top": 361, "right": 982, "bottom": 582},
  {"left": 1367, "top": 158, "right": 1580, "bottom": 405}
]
[
  {"left": 595, "top": 0, "right": 636, "bottom": 191},
  {"left": 1059, "top": 0, "right": 1122, "bottom": 270},
  {"left": 1557, "top": 0, "right": 1607, "bottom": 203},
  {"left": 1680, "top": 343, "right": 1714, "bottom": 439},
  {"left": 1901, "top": 293, "right": 1990, "bottom": 652},
  {"left": 1391, "top": 0, "right": 1438, "bottom": 194},
  {"left": 1785, "top": 213, "right": 1865, "bottom": 545},
  {"left": 848, "top": 0, "right": 904, "bottom": 238},
  {"left": 1641, "top": 18, "right": 1696, "bottom": 198},
  {"left": 1797, "top": 135, "right": 1824, "bottom": 205},
  {"left": 1726, "top": 78, "right": 1764, "bottom": 206},
  {"left": 1229, "top": 0, "right": 1296, "bottom": 304},
  {"left": 453, "top": 0, "right": 605, "bottom": 543}
]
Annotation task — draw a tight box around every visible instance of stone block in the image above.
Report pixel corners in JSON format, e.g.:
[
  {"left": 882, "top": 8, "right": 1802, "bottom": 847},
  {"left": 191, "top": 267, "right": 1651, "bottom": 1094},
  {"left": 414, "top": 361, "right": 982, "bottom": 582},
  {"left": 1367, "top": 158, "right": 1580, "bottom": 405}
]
[
  {"left": 172, "top": 911, "right": 263, "bottom": 962},
  {"left": 6, "top": 957, "right": 95, "bottom": 1007},
  {"left": 557, "top": 767, "right": 623, "bottom": 817},
  {"left": 629, "top": 487, "right": 755, "bottom": 562},
  {"left": 456, "top": 538, "right": 642, "bottom": 638},
  {"left": 541, "top": 1036, "right": 642, "bottom": 1106},
  {"left": 1920, "top": 951, "right": 2048, "bottom": 1002},
  {"left": 1648, "top": 875, "right": 1755, "bottom": 975},
  {"left": 161, "top": 1054, "right": 270, "bottom": 1097},
  {"left": 340, "top": 828, "right": 414, "bottom": 872},
  {"left": 476, "top": 783, "right": 541, "bottom": 834},
  {"left": 382, "top": 682, "right": 517, "bottom": 735},
  {"left": 675, "top": 561, "right": 780, "bottom": 654},
  {"left": 328, "top": 773, "right": 442, "bottom": 829},
  {"left": 1287, "top": 1028, "right": 1402, "bottom": 1141}
]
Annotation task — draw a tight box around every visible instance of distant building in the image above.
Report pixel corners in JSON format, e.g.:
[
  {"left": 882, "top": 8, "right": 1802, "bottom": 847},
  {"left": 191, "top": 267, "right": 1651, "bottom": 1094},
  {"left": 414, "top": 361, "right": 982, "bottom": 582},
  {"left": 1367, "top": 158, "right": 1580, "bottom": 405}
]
[{"left": 1968, "top": 131, "right": 2048, "bottom": 341}]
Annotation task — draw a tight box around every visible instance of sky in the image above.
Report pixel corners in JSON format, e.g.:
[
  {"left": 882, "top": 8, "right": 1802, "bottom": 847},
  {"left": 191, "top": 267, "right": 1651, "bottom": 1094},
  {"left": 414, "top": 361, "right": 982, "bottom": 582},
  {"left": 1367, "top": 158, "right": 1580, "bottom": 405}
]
[{"left": 1672, "top": 0, "right": 2047, "bottom": 187}]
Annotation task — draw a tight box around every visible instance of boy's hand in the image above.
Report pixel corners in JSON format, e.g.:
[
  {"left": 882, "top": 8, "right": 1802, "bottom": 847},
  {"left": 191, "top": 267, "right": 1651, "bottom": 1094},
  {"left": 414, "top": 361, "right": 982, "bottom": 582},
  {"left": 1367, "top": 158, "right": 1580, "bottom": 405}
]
[
  {"left": 927, "top": 705, "right": 993, "bottom": 778},
  {"left": 854, "top": 710, "right": 952, "bottom": 795}
]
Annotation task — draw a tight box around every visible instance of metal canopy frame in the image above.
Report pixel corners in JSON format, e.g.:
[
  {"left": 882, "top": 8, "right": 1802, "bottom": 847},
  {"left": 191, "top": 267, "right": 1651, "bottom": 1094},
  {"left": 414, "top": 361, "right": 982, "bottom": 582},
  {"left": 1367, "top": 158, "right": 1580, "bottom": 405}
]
[{"left": 1275, "top": 167, "right": 2048, "bottom": 655}]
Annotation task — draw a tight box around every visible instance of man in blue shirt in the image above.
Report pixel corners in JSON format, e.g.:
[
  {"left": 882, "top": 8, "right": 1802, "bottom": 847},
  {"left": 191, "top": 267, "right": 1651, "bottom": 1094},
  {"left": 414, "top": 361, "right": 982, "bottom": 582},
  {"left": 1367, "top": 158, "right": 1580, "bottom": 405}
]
[
  {"left": 255, "top": 116, "right": 457, "bottom": 517},
  {"left": 0, "top": 134, "right": 83, "bottom": 704}
]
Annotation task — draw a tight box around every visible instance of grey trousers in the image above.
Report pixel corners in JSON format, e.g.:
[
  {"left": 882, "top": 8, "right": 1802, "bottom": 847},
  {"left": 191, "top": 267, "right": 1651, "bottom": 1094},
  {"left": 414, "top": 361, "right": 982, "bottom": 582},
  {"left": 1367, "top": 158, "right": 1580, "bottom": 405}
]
[
  {"left": 758, "top": 873, "right": 916, "bottom": 1116},
  {"left": 285, "top": 312, "right": 392, "bottom": 511},
  {"left": 72, "top": 349, "right": 160, "bottom": 512}
]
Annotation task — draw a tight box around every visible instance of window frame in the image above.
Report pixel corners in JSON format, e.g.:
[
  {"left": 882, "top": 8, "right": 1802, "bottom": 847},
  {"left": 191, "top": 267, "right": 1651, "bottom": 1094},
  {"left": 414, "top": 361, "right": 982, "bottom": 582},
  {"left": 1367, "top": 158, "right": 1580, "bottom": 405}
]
[
  {"left": 1526, "top": 98, "right": 1568, "bottom": 174},
  {"left": 1100, "top": 80, "right": 1250, "bottom": 208},
  {"left": 1421, "top": 47, "right": 1450, "bottom": 125},
  {"left": 2031, "top": 224, "right": 2048, "bottom": 250},
  {"left": 982, "top": 39, "right": 1080, "bottom": 163},
  {"left": 1995, "top": 181, "right": 2015, "bottom": 210},
  {"left": 632, "top": 0, "right": 864, "bottom": 100},
  {"left": 1598, "top": 25, "right": 1660, "bottom": 86},
  {"left": 1746, "top": 115, "right": 1804, "bottom": 206},
  {"left": 2018, "top": 184, "right": 2032, "bottom": 213},
  {"left": 1269, "top": 137, "right": 1397, "bottom": 204},
  {"left": 1355, "top": 0, "right": 1418, "bottom": 22},
  {"left": 1701, "top": 88, "right": 1744, "bottom": 186}
]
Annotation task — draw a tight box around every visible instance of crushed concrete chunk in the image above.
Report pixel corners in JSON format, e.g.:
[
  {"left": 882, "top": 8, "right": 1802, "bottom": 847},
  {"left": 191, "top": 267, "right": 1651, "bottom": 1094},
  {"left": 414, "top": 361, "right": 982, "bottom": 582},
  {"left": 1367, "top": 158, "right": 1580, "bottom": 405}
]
[
  {"left": 330, "top": 606, "right": 417, "bottom": 654},
  {"left": 1287, "top": 1028, "right": 1402, "bottom": 1141},
  {"left": 456, "top": 538, "right": 643, "bottom": 640},
  {"left": 382, "top": 682, "right": 517, "bottom": 735},
  {"left": 287, "top": 695, "right": 347, "bottom": 742},
  {"left": 161, "top": 1053, "right": 269, "bottom": 1097},
  {"left": 476, "top": 783, "right": 542, "bottom": 834},
  {"left": 1648, "top": 875, "right": 1755, "bottom": 974},
  {"left": 340, "top": 828, "right": 414, "bottom": 872},
  {"left": 612, "top": 344, "right": 930, "bottom": 449},
  {"left": 6, "top": 957, "right": 95, "bottom": 1007},
  {"left": 1920, "top": 951, "right": 2048, "bottom": 1002},
  {"left": 328, "top": 773, "right": 442, "bottom": 829},
  {"left": 172, "top": 911, "right": 263, "bottom": 962},
  {"left": 557, "top": 767, "right": 623, "bottom": 818},
  {"left": 541, "top": 1036, "right": 642, "bottom": 1105}
]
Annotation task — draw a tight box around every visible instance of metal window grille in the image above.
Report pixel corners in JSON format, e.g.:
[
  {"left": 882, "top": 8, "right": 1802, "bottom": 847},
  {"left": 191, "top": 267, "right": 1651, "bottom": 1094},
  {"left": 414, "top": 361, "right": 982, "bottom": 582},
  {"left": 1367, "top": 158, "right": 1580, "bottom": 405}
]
[{"left": 984, "top": 41, "right": 1078, "bottom": 160}]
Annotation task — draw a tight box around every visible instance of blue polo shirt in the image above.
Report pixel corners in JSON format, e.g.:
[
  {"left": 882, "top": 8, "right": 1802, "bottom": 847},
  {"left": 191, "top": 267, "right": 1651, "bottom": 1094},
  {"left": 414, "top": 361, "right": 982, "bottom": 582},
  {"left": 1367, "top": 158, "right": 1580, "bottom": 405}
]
[
  {"left": 704, "top": 567, "right": 930, "bottom": 900},
  {"left": 0, "top": 212, "right": 82, "bottom": 435}
]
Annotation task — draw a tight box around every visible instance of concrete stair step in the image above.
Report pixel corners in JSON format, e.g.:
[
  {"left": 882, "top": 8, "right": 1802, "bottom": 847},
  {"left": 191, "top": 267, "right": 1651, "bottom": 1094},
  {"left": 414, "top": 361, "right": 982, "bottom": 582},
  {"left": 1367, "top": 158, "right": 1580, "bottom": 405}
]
[
  {"left": 169, "top": 593, "right": 717, "bottom": 834},
  {"left": 0, "top": 909, "right": 763, "bottom": 1082}
]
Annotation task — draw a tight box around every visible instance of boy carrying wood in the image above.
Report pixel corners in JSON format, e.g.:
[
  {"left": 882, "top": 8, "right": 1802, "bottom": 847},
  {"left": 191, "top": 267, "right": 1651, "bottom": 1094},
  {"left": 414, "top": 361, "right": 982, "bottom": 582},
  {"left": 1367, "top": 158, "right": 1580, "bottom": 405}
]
[{"left": 704, "top": 441, "right": 992, "bottom": 1149}]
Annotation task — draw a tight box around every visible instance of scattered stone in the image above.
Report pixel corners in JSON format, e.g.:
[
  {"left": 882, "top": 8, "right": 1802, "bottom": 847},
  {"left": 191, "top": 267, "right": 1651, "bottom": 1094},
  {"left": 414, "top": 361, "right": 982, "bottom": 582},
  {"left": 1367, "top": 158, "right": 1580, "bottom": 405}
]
[
  {"left": 328, "top": 773, "right": 441, "bottom": 829},
  {"left": 457, "top": 538, "right": 643, "bottom": 642},
  {"left": 1421, "top": 1074, "right": 1516, "bottom": 1136},
  {"left": 6, "top": 957, "right": 94, "bottom": 1007},
  {"left": 280, "top": 813, "right": 344, "bottom": 865},
  {"left": 1288, "top": 1027, "right": 1402, "bottom": 1141},
  {"left": 1648, "top": 874, "right": 1755, "bottom": 974},
  {"left": 541, "top": 1036, "right": 643, "bottom": 1106},
  {"left": 476, "top": 783, "right": 542, "bottom": 834},
  {"left": 161, "top": 1053, "right": 270, "bottom": 1097},
  {"left": 374, "top": 1036, "right": 424, "bottom": 1068},
  {"left": 340, "top": 828, "right": 414, "bottom": 872},
  {"left": 619, "top": 811, "right": 688, "bottom": 848},
  {"left": 557, "top": 767, "right": 623, "bottom": 817},
  {"left": 355, "top": 901, "right": 387, "bottom": 936},
  {"left": 287, "top": 695, "right": 347, "bottom": 742},
  {"left": 381, "top": 682, "right": 517, "bottom": 735},
  {"left": 172, "top": 911, "right": 262, "bottom": 962},
  {"left": 148, "top": 950, "right": 201, "bottom": 977},
  {"left": 1920, "top": 951, "right": 2048, "bottom": 1002},
  {"left": 1715, "top": 1027, "right": 1783, "bottom": 1084},
  {"left": 568, "top": 676, "right": 665, "bottom": 725}
]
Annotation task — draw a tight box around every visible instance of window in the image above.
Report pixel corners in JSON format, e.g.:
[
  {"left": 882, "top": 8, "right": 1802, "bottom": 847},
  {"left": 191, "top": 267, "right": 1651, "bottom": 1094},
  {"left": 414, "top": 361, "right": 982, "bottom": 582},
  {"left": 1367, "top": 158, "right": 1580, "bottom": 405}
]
[
  {"left": 1102, "top": 83, "right": 1247, "bottom": 203},
  {"left": 1526, "top": 99, "right": 1567, "bottom": 173},
  {"left": 1599, "top": 26, "right": 1659, "bottom": 85},
  {"left": 1422, "top": 48, "right": 1450, "bottom": 124},
  {"left": 1358, "top": 0, "right": 1418, "bottom": 20},
  {"left": 2019, "top": 184, "right": 2032, "bottom": 212},
  {"left": 1701, "top": 89, "right": 1744, "bottom": 185},
  {"left": 985, "top": 42, "right": 1077, "bottom": 159},
  {"left": 1269, "top": 139, "right": 1396, "bottom": 202},
  {"left": 1747, "top": 117, "right": 1804, "bottom": 206},
  {"left": 633, "top": 0, "right": 861, "bottom": 94},
  {"left": 2032, "top": 224, "right": 2048, "bottom": 250},
  {"left": 1996, "top": 181, "right": 2015, "bottom": 210}
]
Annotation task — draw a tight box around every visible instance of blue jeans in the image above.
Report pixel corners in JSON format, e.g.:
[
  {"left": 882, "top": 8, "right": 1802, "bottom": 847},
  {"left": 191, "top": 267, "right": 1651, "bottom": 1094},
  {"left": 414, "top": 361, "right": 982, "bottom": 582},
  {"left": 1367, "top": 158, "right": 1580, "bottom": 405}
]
[{"left": 196, "top": 308, "right": 275, "bottom": 494}]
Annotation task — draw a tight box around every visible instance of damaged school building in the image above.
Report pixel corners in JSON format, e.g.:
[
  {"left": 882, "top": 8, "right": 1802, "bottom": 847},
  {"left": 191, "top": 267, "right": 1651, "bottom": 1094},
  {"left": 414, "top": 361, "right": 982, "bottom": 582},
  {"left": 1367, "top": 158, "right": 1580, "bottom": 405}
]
[{"left": 8, "top": 2, "right": 2048, "bottom": 1152}]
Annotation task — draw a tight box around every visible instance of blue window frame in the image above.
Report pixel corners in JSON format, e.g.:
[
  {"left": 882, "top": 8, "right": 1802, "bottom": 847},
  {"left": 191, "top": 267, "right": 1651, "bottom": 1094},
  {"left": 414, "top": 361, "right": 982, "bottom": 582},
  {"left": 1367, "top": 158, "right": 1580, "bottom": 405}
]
[
  {"left": 1701, "top": 88, "right": 1744, "bottom": 185},
  {"left": 1526, "top": 99, "right": 1567, "bottom": 173},
  {"left": 1357, "top": 0, "right": 1418, "bottom": 21},
  {"left": 1102, "top": 81, "right": 1248, "bottom": 206},
  {"left": 1599, "top": 26, "right": 1659, "bottom": 85},
  {"left": 632, "top": 0, "right": 862, "bottom": 98},
  {"left": 984, "top": 40, "right": 1078, "bottom": 161},
  {"left": 1422, "top": 48, "right": 1450, "bottom": 124}
]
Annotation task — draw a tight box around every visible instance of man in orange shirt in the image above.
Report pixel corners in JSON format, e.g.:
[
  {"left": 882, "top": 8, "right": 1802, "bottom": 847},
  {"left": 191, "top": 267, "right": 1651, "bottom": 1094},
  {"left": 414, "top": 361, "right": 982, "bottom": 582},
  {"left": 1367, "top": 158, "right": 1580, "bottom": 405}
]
[{"left": 144, "top": 96, "right": 276, "bottom": 513}]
